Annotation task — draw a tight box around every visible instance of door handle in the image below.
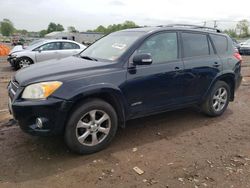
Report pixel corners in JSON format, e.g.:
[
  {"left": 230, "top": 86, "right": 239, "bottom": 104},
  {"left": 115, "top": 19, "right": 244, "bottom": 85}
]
[{"left": 213, "top": 62, "right": 221, "bottom": 67}]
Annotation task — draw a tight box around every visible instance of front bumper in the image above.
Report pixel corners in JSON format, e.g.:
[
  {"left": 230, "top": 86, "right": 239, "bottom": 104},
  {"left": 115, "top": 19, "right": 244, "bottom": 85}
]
[
  {"left": 7, "top": 55, "right": 18, "bottom": 67},
  {"left": 239, "top": 48, "right": 250, "bottom": 55},
  {"left": 10, "top": 97, "right": 73, "bottom": 136}
]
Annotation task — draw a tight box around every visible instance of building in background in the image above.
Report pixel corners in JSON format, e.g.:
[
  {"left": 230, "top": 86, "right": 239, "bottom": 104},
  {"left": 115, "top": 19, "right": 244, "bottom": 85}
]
[{"left": 45, "top": 31, "right": 104, "bottom": 45}]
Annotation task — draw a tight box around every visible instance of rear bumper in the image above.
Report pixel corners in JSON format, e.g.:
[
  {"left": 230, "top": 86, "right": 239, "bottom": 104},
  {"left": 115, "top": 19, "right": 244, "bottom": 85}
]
[
  {"left": 235, "top": 74, "right": 242, "bottom": 90},
  {"left": 11, "top": 97, "right": 73, "bottom": 136}
]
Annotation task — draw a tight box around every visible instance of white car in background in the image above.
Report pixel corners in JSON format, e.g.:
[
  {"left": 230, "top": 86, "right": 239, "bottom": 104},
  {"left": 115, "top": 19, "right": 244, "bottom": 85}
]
[
  {"left": 239, "top": 39, "right": 250, "bottom": 55},
  {"left": 8, "top": 39, "right": 86, "bottom": 69}
]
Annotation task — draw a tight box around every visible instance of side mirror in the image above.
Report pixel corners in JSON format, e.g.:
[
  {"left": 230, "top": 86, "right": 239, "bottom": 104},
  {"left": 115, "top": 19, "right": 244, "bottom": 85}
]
[{"left": 133, "top": 53, "right": 153, "bottom": 66}]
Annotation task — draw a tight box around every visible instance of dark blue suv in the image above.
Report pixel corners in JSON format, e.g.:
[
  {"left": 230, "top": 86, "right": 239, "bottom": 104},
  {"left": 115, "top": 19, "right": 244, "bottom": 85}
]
[{"left": 8, "top": 25, "right": 242, "bottom": 154}]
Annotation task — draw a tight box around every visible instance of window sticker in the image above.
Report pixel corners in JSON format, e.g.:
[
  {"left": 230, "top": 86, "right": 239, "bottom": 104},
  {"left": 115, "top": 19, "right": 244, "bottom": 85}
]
[{"left": 112, "top": 43, "right": 127, "bottom": 50}]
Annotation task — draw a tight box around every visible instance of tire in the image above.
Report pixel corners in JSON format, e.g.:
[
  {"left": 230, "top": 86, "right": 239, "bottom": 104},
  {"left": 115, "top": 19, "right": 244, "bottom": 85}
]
[
  {"left": 201, "top": 81, "right": 230, "bottom": 117},
  {"left": 13, "top": 63, "right": 19, "bottom": 71},
  {"left": 64, "top": 99, "right": 118, "bottom": 154},
  {"left": 13, "top": 60, "right": 21, "bottom": 70},
  {"left": 17, "top": 57, "right": 33, "bottom": 69}
]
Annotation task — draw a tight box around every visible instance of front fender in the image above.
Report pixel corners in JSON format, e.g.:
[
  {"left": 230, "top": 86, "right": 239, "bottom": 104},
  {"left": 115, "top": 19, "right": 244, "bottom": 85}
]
[
  {"left": 56, "top": 83, "right": 129, "bottom": 127},
  {"left": 71, "top": 83, "right": 125, "bottom": 101}
]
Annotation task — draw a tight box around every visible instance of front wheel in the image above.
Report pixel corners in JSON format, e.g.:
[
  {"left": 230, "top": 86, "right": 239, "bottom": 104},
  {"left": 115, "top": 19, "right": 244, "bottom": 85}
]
[
  {"left": 64, "top": 99, "right": 118, "bottom": 154},
  {"left": 18, "top": 57, "right": 33, "bottom": 69},
  {"left": 202, "top": 81, "right": 230, "bottom": 117}
]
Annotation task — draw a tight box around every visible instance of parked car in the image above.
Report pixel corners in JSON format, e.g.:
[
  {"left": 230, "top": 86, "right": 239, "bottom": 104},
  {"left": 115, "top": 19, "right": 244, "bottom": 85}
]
[
  {"left": 231, "top": 38, "right": 241, "bottom": 51},
  {"left": 239, "top": 39, "right": 250, "bottom": 55},
  {"left": 7, "top": 39, "right": 86, "bottom": 69},
  {"left": 8, "top": 25, "right": 242, "bottom": 154}
]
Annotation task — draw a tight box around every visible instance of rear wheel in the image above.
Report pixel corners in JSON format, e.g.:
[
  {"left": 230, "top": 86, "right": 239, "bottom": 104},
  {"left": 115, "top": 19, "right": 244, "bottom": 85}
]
[
  {"left": 64, "top": 99, "right": 118, "bottom": 154},
  {"left": 202, "top": 81, "right": 230, "bottom": 117}
]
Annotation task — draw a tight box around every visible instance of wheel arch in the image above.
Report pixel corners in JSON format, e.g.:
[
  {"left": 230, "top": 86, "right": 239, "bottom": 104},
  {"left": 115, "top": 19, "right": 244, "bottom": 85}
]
[
  {"left": 65, "top": 87, "right": 128, "bottom": 130},
  {"left": 18, "top": 56, "right": 34, "bottom": 64},
  {"left": 203, "top": 73, "right": 236, "bottom": 102}
]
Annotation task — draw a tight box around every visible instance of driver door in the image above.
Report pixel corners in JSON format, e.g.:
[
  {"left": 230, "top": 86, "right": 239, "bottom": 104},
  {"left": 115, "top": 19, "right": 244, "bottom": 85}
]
[
  {"left": 35, "top": 42, "right": 61, "bottom": 62},
  {"left": 123, "top": 32, "right": 185, "bottom": 117}
]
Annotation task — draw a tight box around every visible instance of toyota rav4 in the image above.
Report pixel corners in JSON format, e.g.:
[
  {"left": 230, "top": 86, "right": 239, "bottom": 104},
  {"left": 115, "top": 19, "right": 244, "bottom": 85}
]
[{"left": 8, "top": 25, "right": 242, "bottom": 154}]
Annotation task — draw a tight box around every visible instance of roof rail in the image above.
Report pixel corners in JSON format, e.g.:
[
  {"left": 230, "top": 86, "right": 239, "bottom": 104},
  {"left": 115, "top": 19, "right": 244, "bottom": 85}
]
[{"left": 158, "top": 24, "right": 221, "bottom": 33}]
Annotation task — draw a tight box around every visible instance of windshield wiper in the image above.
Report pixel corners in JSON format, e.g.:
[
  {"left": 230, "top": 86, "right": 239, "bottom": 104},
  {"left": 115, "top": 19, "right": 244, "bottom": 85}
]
[{"left": 80, "top": 55, "right": 98, "bottom": 61}]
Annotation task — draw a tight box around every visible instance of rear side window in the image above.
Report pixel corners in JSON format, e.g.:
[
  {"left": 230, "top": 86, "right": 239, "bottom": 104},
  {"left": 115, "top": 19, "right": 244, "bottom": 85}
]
[
  {"left": 61, "top": 42, "right": 80, "bottom": 50},
  {"left": 210, "top": 34, "right": 228, "bottom": 55},
  {"left": 182, "top": 33, "right": 209, "bottom": 58}
]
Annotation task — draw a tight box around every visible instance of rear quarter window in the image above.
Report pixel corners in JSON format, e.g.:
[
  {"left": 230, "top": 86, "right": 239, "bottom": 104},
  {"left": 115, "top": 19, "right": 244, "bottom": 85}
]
[{"left": 210, "top": 34, "right": 228, "bottom": 55}]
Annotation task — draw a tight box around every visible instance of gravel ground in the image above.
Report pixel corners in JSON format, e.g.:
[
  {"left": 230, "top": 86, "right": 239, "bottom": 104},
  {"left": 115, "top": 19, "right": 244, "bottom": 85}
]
[{"left": 0, "top": 56, "right": 250, "bottom": 188}]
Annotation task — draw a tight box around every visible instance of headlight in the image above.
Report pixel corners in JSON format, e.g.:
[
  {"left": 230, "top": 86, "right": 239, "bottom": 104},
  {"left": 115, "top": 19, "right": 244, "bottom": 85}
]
[
  {"left": 10, "top": 53, "right": 17, "bottom": 57},
  {"left": 22, "top": 81, "right": 62, "bottom": 99}
]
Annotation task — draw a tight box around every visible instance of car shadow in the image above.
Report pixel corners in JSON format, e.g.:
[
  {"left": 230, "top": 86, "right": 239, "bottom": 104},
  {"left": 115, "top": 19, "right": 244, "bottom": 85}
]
[{"left": 0, "top": 107, "right": 233, "bottom": 183}]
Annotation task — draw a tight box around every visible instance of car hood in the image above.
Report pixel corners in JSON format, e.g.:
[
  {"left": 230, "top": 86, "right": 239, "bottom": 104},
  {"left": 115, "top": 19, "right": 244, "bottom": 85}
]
[
  {"left": 9, "top": 45, "right": 24, "bottom": 54},
  {"left": 241, "top": 44, "right": 250, "bottom": 48},
  {"left": 15, "top": 56, "right": 117, "bottom": 86}
]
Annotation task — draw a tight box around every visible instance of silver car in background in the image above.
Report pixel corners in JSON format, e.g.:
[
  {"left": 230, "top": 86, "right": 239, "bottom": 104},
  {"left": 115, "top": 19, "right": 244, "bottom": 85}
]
[
  {"left": 8, "top": 39, "right": 86, "bottom": 69},
  {"left": 239, "top": 39, "right": 250, "bottom": 55}
]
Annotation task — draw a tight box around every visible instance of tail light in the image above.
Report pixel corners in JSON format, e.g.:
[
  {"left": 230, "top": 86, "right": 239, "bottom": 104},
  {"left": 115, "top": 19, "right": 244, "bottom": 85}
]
[{"left": 234, "top": 52, "right": 242, "bottom": 62}]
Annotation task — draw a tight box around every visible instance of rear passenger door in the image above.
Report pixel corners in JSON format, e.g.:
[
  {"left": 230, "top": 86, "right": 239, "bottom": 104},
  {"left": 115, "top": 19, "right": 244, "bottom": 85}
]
[
  {"left": 181, "top": 32, "right": 221, "bottom": 103},
  {"left": 60, "top": 42, "right": 81, "bottom": 58}
]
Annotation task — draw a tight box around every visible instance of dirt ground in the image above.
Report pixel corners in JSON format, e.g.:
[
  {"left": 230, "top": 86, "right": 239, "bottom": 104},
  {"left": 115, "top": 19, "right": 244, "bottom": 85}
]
[{"left": 0, "top": 56, "right": 250, "bottom": 188}]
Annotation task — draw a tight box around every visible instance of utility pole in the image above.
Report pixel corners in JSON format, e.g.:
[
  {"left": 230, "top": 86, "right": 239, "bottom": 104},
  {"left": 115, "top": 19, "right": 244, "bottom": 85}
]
[{"left": 213, "top": 20, "right": 218, "bottom": 28}]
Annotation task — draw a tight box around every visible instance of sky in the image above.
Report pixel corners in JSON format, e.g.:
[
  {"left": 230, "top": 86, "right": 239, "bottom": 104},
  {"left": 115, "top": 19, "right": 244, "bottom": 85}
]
[{"left": 0, "top": 0, "right": 250, "bottom": 32}]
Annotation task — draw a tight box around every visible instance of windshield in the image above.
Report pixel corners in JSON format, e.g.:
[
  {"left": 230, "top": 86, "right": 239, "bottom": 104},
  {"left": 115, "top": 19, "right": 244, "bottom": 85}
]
[
  {"left": 26, "top": 40, "right": 47, "bottom": 50},
  {"left": 80, "top": 31, "right": 144, "bottom": 61},
  {"left": 29, "top": 39, "right": 45, "bottom": 46}
]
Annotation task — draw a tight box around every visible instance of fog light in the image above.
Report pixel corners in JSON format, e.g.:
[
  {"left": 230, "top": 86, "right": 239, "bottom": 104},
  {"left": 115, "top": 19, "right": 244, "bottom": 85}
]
[{"left": 36, "top": 118, "right": 43, "bottom": 128}]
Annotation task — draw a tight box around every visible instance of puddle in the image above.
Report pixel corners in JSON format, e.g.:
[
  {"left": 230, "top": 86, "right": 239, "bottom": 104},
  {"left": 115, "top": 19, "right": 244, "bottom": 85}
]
[{"left": 0, "top": 77, "right": 10, "bottom": 83}]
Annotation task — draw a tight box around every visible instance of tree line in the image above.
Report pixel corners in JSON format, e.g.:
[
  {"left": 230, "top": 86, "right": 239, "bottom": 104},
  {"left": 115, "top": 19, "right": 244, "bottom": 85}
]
[
  {"left": 0, "top": 19, "right": 139, "bottom": 37},
  {"left": 224, "top": 19, "right": 250, "bottom": 38},
  {"left": 1, "top": 18, "right": 250, "bottom": 39},
  {"left": 0, "top": 19, "right": 75, "bottom": 37},
  {"left": 0, "top": 19, "right": 138, "bottom": 37}
]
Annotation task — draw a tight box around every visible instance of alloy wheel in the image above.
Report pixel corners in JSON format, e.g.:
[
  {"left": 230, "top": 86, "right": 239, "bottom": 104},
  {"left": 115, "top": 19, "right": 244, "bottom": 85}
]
[
  {"left": 19, "top": 59, "right": 31, "bottom": 68},
  {"left": 212, "top": 87, "right": 228, "bottom": 112},
  {"left": 75, "top": 110, "right": 111, "bottom": 146}
]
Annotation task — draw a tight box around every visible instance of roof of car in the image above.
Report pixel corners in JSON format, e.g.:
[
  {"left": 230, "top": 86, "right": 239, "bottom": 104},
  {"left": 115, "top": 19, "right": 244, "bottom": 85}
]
[
  {"left": 30, "top": 39, "right": 82, "bottom": 45},
  {"left": 43, "top": 39, "right": 80, "bottom": 43},
  {"left": 25, "top": 39, "right": 85, "bottom": 51},
  {"left": 121, "top": 25, "right": 225, "bottom": 35}
]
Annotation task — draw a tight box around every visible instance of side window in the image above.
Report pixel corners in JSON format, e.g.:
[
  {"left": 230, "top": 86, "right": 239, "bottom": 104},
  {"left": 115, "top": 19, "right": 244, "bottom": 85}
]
[
  {"left": 210, "top": 34, "right": 228, "bottom": 55},
  {"left": 136, "top": 32, "right": 178, "bottom": 63},
  {"left": 38, "top": 42, "right": 61, "bottom": 51},
  {"left": 62, "top": 42, "right": 80, "bottom": 50},
  {"left": 182, "top": 33, "right": 209, "bottom": 57}
]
